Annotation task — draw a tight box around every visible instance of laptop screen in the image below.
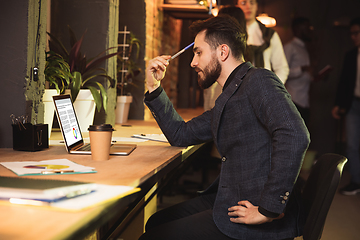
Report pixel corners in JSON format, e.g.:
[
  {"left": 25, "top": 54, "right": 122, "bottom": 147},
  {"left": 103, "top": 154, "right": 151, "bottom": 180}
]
[{"left": 53, "top": 95, "right": 84, "bottom": 148}]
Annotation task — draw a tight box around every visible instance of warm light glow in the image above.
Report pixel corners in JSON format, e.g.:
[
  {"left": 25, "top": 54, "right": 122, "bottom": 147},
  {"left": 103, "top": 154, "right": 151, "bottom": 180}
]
[
  {"left": 256, "top": 13, "right": 276, "bottom": 27},
  {"left": 198, "top": 0, "right": 206, "bottom": 6},
  {"left": 209, "top": 0, "right": 218, "bottom": 16},
  {"left": 198, "top": 0, "right": 217, "bottom": 8},
  {"left": 211, "top": 8, "right": 219, "bottom": 16}
]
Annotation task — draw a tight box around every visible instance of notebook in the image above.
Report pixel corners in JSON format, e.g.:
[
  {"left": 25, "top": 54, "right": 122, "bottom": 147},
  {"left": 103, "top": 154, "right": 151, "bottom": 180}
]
[
  {"left": 52, "top": 94, "right": 136, "bottom": 155},
  {"left": 0, "top": 176, "right": 96, "bottom": 203}
]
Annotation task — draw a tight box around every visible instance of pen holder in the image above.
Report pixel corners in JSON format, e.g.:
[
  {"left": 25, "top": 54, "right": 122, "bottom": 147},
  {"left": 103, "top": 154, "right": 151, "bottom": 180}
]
[{"left": 12, "top": 123, "right": 49, "bottom": 151}]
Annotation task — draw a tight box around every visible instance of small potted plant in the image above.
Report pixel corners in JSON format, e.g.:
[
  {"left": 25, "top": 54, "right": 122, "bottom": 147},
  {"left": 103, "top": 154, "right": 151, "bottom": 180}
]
[
  {"left": 45, "top": 26, "right": 119, "bottom": 132},
  {"left": 47, "top": 27, "right": 118, "bottom": 111},
  {"left": 115, "top": 31, "right": 141, "bottom": 124}
]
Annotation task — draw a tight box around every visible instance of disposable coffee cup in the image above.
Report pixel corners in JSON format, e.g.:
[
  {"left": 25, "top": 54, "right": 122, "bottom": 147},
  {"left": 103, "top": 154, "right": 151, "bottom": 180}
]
[{"left": 88, "top": 124, "right": 114, "bottom": 161}]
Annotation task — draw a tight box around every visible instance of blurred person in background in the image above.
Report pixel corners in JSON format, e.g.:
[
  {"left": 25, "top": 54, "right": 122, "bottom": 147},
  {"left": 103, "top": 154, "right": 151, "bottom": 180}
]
[
  {"left": 284, "top": 17, "right": 314, "bottom": 127},
  {"left": 332, "top": 17, "right": 360, "bottom": 195},
  {"left": 236, "top": 0, "right": 288, "bottom": 83}
]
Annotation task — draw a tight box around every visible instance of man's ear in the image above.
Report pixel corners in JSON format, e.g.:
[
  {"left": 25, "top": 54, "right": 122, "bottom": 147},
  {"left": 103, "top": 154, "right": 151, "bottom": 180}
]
[{"left": 219, "top": 44, "right": 230, "bottom": 61}]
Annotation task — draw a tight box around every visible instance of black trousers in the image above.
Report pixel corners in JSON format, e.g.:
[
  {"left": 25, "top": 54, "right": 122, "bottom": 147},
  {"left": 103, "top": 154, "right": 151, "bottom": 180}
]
[{"left": 138, "top": 193, "right": 236, "bottom": 240}]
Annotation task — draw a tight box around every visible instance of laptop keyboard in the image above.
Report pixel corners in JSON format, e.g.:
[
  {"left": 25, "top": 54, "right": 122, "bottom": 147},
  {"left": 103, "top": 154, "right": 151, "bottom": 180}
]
[
  {"left": 77, "top": 144, "right": 91, "bottom": 151},
  {"left": 76, "top": 143, "right": 114, "bottom": 151}
]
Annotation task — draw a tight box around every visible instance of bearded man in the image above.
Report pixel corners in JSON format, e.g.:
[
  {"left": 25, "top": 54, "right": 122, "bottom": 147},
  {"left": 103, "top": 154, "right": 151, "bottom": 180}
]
[{"left": 139, "top": 15, "right": 309, "bottom": 240}]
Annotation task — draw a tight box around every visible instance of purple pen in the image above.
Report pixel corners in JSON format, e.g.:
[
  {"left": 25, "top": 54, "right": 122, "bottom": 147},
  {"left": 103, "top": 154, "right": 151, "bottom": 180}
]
[{"left": 168, "top": 42, "right": 194, "bottom": 61}]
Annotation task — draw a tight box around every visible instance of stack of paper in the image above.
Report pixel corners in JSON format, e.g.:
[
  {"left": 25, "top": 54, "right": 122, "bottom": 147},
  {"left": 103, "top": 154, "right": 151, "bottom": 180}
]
[
  {"left": 0, "top": 176, "right": 96, "bottom": 203},
  {"left": 0, "top": 176, "right": 140, "bottom": 211},
  {"left": 51, "top": 184, "right": 140, "bottom": 211}
]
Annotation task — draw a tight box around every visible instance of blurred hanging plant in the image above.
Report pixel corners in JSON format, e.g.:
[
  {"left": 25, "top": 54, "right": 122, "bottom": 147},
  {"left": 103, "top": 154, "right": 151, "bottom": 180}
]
[{"left": 46, "top": 26, "right": 119, "bottom": 112}]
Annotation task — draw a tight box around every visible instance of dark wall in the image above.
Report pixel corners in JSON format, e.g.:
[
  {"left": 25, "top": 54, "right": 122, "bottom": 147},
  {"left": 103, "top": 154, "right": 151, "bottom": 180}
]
[
  {"left": 177, "top": 20, "right": 198, "bottom": 108},
  {"left": 119, "top": 0, "right": 146, "bottom": 120},
  {"left": 0, "top": 2, "right": 29, "bottom": 147},
  {"left": 51, "top": 0, "right": 109, "bottom": 59}
]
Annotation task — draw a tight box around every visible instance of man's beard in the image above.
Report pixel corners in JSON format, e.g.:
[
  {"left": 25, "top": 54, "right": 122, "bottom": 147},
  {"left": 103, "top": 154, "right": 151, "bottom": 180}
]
[{"left": 197, "top": 57, "right": 221, "bottom": 89}]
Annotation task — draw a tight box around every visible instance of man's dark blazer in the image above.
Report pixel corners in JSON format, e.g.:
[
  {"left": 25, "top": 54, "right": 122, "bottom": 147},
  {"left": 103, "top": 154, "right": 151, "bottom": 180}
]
[
  {"left": 334, "top": 47, "right": 358, "bottom": 112},
  {"left": 145, "top": 62, "right": 310, "bottom": 240}
]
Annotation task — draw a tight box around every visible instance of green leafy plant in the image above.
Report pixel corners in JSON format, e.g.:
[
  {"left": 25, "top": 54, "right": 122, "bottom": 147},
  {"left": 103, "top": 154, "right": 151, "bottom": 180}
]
[
  {"left": 117, "top": 32, "right": 141, "bottom": 96},
  {"left": 46, "top": 26, "right": 119, "bottom": 112},
  {"left": 44, "top": 52, "right": 72, "bottom": 94}
]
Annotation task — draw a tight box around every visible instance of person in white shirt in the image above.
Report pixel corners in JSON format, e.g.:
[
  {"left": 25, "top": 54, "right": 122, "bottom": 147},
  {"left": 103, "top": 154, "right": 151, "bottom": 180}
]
[
  {"left": 284, "top": 17, "right": 313, "bottom": 126},
  {"left": 237, "top": 0, "right": 289, "bottom": 83}
]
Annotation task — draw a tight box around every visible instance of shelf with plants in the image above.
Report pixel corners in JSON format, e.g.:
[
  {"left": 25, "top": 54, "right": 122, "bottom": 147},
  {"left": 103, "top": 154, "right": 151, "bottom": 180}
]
[{"left": 116, "top": 26, "right": 141, "bottom": 124}]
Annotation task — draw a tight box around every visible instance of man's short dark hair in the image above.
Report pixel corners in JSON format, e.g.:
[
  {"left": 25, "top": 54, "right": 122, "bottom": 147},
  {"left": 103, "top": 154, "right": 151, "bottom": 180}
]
[
  {"left": 350, "top": 17, "right": 360, "bottom": 28},
  {"left": 189, "top": 15, "right": 247, "bottom": 60}
]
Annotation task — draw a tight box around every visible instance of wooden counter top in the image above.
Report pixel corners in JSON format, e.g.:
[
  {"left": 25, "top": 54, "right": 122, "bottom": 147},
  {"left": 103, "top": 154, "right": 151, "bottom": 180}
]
[{"left": 0, "top": 118, "right": 204, "bottom": 240}]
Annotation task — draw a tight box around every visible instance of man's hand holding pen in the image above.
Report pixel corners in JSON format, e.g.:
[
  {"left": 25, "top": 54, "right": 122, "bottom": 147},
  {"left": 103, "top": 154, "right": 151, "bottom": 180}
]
[
  {"left": 146, "top": 55, "right": 170, "bottom": 93},
  {"left": 146, "top": 42, "right": 194, "bottom": 93}
]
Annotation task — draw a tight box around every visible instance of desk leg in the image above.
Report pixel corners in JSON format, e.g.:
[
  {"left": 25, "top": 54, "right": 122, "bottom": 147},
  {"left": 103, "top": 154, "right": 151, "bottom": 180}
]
[
  {"left": 119, "top": 184, "right": 157, "bottom": 240},
  {"left": 83, "top": 230, "right": 97, "bottom": 240},
  {"left": 144, "top": 184, "right": 157, "bottom": 228}
]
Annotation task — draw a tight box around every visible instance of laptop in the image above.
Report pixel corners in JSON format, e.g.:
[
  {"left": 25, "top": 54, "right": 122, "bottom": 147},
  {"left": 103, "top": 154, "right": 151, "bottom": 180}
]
[{"left": 52, "top": 94, "right": 136, "bottom": 156}]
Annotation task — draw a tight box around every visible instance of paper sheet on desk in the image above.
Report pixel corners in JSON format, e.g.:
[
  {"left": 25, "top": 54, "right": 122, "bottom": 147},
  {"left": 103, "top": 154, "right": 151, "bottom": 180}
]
[
  {"left": 0, "top": 159, "right": 96, "bottom": 176},
  {"left": 132, "top": 134, "right": 168, "bottom": 143}
]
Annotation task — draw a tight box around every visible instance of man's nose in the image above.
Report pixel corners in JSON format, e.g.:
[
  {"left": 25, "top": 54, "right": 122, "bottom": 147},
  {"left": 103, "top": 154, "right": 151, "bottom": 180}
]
[{"left": 190, "top": 57, "right": 197, "bottom": 68}]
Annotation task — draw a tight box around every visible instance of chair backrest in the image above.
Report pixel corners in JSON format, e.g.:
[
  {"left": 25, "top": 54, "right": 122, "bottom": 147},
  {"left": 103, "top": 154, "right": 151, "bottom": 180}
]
[{"left": 302, "top": 153, "right": 347, "bottom": 240}]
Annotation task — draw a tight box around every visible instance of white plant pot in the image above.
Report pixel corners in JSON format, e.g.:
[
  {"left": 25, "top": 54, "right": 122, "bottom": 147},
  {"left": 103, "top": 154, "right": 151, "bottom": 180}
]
[
  {"left": 115, "top": 95, "right": 133, "bottom": 124},
  {"left": 65, "top": 89, "right": 96, "bottom": 133},
  {"left": 43, "top": 89, "right": 59, "bottom": 138}
]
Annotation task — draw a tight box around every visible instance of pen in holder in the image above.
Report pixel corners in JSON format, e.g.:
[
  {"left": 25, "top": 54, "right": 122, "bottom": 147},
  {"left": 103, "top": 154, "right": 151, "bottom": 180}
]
[{"left": 12, "top": 123, "right": 49, "bottom": 151}]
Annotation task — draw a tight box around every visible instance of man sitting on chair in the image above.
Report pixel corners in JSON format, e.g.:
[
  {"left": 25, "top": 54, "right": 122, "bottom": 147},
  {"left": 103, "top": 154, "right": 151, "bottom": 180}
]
[{"left": 139, "top": 15, "right": 310, "bottom": 240}]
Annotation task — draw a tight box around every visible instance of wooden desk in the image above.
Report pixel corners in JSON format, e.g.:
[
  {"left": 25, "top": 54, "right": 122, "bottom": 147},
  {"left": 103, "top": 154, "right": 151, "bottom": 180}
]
[{"left": 0, "top": 119, "right": 206, "bottom": 240}]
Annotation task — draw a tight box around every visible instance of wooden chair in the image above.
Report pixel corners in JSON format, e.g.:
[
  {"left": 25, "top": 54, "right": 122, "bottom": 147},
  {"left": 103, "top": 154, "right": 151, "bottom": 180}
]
[{"left": 301, "top": 153, "right": 347, "bottom": 240}]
